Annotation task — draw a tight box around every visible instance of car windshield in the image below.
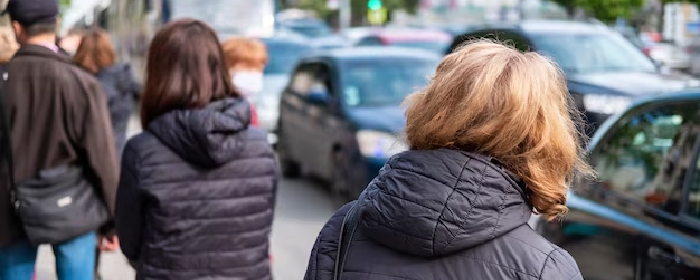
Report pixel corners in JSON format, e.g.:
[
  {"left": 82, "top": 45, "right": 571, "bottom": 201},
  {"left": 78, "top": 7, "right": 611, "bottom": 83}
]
[
  {"left": 341, "top": 59, "right": 437, "bottom": 107},
  {"left": 264, "top": 42, "right": 313, "bottom": 75},
  {"left": 391, "top": 41, "right": 450, "bottom": 54},
  {"left": 530, "top": 32, "right": 657, "bottom": 74}
]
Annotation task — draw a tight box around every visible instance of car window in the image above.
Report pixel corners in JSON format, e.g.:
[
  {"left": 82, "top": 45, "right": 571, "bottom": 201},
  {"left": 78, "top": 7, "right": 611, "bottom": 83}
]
[
  {"left": 529, "top": 31, "right": 657, "bottom": 74},
  {"left": 357, "top": 36, "right": 381, "bottom": 46},
  {"left": 312, "top": 64, "right": 334, "bottom": 97},
  {"left": 594, "top": 102, "right": 700, "bottom": 214},
  {"left": 684, "top": 129, "right": 700, "bottom": 219},
  {"left": 341, "top": 58, "right": 437, "bottom": 107},
  {"left": 290, "top": 64, "right": 316, "bottom": 96}
]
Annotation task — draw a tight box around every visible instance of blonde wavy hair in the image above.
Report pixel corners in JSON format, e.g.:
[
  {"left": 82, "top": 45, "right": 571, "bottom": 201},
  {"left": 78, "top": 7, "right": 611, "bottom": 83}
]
[{"left": 404, "top": 41, "right": 594, "bottom": 220}]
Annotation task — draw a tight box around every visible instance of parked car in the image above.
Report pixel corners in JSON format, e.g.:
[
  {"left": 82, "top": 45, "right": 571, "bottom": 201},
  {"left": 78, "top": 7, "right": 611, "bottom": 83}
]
[
  {"left": 277, "top": 17, "right": 349, "bottom": 49},
  {"left": 276, "top": 47, "right": 440, "bottom": 200},
  {"left": 254, "top": 35, "right": 315, "bottom": 136},
  {"left": 355, "top": 28, "right": 452, "bottom": 54},
  {"left": 448, "top": 20, "right": 700, "bottom": 134},
  {"left": 531, "top": 90, "right": 700, "bottom": 280}
]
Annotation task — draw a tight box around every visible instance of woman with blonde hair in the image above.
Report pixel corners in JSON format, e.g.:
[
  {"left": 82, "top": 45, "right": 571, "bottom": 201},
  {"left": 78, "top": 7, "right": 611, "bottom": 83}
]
[{"left": 304, "top": 41, "right": 593, "bottom": 280}]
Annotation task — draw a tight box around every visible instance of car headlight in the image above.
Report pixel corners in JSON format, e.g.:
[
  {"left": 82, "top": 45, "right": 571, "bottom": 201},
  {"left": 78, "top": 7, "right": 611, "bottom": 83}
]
[
  {"left": 583, "top": 94, "right": 631, "bottom": 115},
  {"left": 356, "top": 130, "right": 408, "bottom": 158}
]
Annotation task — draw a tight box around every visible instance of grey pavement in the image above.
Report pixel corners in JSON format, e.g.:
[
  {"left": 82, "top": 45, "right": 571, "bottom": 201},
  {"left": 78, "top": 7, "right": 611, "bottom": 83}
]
[{"left": 35, "top": 115, "right": 337, "bottom": 280}]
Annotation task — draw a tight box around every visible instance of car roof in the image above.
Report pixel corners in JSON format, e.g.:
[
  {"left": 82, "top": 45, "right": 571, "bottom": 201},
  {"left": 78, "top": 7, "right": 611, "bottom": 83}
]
[
  {"left": 465, "top": 20, "right": 610, "bottom": 34},
  {"left": 303, "top": 46, "right": 441, "bottom": 61},
  {"left": 364, "top": 27, "right": 452, "bottom": 41},
  {"left": 259, "top": 34, "right": 309, "bottom": 45}
]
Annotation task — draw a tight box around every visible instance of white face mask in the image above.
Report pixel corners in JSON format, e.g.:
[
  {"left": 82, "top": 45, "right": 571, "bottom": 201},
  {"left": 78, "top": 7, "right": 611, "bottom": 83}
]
[{"left": 232, "top": 71, "right": 263, "bottom": 96}]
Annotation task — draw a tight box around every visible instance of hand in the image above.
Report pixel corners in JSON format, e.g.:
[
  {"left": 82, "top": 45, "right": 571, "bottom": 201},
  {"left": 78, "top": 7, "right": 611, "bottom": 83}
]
[{"left": 99, "top": 235, "right": 120, "bottom": 251}]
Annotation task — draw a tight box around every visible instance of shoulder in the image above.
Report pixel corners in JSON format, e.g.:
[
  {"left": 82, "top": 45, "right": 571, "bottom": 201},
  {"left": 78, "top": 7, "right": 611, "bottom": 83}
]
[
  {"left": 123, "top": 132, "right": 162, "bottom": 160},
  {"left": 496, "top": 225, "right": 581, "bottom": 279},
  {"left": 539, "top": 247, "right": 581, "bottom": 280}
]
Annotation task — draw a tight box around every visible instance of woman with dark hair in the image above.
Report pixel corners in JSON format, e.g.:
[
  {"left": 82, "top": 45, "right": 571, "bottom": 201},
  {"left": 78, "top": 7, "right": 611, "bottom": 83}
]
[
  {"left": 74, "top": 27, "right": 135, "bottom": 158},
  {"left": 115, "top": 19, "right": 278, "bottom": 280}
]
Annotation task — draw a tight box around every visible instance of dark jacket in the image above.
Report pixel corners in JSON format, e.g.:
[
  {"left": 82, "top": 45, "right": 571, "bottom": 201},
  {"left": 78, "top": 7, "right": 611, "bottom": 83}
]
[
  {"left": 115, "top": 98, "right": 278, "bottom": 280},
  {"left": 0, "top": 45, "right": 119, "bottom": 247},
  {"left": 95, "top": 63, "right": 135, "bottom": 157},
  {"left": 304, "top": 149, "right": 583, "bottom": 280}
]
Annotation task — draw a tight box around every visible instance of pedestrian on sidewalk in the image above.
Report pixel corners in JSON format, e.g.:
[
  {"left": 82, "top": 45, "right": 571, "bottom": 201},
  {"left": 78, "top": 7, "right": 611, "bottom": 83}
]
[
  {"left": 115, "top": 19, "right": 278, "bottom": 280},
  {"left": 74, "top": 27, "right": 136, "bottom": 159},
  {"left": 222, "top": 37, "right": 268, "bottom": 127},
  {"left": 304, "top": 41, "right": 595, "bottom": 280},
  {"left": 0, "top": 0, "right": 120, "bottom": 280},
  {"left": 73, "top": 27, "right": 137, "bottom": 280}
]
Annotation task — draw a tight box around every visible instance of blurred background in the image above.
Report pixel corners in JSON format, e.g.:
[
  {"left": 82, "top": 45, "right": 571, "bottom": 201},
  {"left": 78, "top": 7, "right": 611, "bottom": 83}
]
[{"left": 2, "top": 0, "right": 700, "bottom": 279}]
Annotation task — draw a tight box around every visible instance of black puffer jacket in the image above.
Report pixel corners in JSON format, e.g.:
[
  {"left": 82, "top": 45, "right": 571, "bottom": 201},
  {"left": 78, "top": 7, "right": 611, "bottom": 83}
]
[
  {"left": 305, "top": 149, "right": 582, "bottom": 280},
  {"left": 115, "top": 98, "right": 277, "bottom": 280},
  {"left": 95, "top": 64, "right": 136, "bottom": 157}
]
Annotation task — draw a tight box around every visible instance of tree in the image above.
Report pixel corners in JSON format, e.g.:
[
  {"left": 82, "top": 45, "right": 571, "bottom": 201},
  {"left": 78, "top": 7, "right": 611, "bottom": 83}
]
[{"left": 550, "top": 0, "right": 645, "bottom": 23}]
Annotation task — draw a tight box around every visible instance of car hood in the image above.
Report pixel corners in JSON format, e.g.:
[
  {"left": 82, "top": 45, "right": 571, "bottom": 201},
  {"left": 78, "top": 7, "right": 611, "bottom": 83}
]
[
  {"left": 568, "top": 72, "right": 700, "bottom": 95},
  {"left": 346, "top": 106, "right": 405, "bottom": 132}
]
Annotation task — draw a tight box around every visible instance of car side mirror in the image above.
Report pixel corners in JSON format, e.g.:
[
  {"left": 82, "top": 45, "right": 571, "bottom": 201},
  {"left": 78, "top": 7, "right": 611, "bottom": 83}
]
[{"left": 307, "top": 91, "right": 330, "bottom": 105}]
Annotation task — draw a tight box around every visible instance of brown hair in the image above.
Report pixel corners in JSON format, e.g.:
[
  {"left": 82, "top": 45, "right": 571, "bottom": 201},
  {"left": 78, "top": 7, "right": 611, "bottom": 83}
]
[
  {"left": 140, "top": 19, "right": 239, "bottom": 128},
  {"left": 404, "top": 40, "right": 594, "bottom": 220},
  {"left": 221, "top": 37, "right": 268, "bottom": 70},
  {"left": 73, "top": 28, "right": 116, "bottom": 73}
]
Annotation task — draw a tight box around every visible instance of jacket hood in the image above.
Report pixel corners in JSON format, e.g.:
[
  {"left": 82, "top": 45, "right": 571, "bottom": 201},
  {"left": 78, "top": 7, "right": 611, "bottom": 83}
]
[
  {"left": 148, "top": 97, "right": 251, "bottom": 168},
  {"left": 357, "top": 149, "right": 532, "bottom": 257}
]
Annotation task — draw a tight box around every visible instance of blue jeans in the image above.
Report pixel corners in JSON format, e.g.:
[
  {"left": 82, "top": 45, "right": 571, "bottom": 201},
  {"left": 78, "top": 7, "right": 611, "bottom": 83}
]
[{"left": 0, "top": 232, "right": 97, "bottom": 280}]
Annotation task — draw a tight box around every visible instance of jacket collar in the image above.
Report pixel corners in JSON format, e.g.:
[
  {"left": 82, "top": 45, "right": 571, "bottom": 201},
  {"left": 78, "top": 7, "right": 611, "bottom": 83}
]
[{"left": 13, "top": 44, "right": 73, "bottom": 65}]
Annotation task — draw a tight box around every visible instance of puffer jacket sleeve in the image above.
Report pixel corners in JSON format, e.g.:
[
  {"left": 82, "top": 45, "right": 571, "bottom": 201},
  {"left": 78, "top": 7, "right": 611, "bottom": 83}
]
[
  {"left": 304, "top": 202, "right": 354, "bottom": 280},
  {"left": 539, "top": 248, "right": 583, "bottom": 280},
  {"left": 115, "top": 140, "right": 145, "bottom": 261}
]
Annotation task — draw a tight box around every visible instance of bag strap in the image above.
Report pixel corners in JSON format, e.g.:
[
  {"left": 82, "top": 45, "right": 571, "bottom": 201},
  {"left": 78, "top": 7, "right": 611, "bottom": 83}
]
[
  {"left": 332, "top": 199, "right": 362, "bottom": 280},
  {"left": 0, "top": 64, "right": 15, "bottom": 201}
]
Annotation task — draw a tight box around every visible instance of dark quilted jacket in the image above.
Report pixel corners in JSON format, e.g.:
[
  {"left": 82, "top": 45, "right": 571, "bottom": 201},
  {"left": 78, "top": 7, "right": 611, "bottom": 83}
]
[
  {"left": 115, "top": 98, "right": 278, "bottom": 280},
  {"left": 95, "top": 64, "right": 136, "bottom": 157},
  {"left": 304, "top": 149, "right": 583, "bottom": 280}
]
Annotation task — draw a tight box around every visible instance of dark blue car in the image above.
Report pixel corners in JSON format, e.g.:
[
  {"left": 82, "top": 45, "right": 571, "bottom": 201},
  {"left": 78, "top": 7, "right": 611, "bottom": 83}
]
[
  {"left": 276, "top": 47, "right": 440, "bottom": 201},
  {"left": 532, "top": 91, "right": 700, "bottom": 280}
]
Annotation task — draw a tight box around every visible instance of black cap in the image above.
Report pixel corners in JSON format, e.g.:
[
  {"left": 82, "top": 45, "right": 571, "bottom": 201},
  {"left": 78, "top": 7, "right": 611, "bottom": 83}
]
[{"left": 5, "top": 0, "right": 59, "bottom": 26}]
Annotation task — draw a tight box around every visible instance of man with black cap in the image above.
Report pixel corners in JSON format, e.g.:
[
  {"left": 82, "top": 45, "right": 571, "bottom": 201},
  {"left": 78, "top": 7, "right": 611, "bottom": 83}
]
[{"left": 0, "top": 0, "right": 119, "bottom": 279}]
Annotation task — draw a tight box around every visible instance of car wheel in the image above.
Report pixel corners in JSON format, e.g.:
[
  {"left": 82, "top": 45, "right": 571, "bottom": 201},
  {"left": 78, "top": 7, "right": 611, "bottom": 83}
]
[{"left": 277, "top": 136, "right": 301, "bottom": 178}]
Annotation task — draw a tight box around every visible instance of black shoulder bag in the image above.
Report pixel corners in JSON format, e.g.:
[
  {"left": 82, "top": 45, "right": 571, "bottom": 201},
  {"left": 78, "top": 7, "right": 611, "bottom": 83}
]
[
  {"left": 332, "top": 200, "right": 363, "bottom": 280},
  {"left": 1, "top": 65, "right": 109, "bottom": 246}
]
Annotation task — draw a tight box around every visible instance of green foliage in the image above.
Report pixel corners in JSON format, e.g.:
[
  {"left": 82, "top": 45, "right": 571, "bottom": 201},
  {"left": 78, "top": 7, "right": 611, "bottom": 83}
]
[
  {"left": 59, "top": 0, "right": 71, "bottom": 7},
  {"left": 550, "top": 0, "right": 645, "bottom": 23}
]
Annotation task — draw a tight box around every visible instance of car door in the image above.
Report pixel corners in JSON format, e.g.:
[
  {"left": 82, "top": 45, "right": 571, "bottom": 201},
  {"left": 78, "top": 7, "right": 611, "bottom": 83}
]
[
  {"left": 304, "top": 60, "right": 343, "bottom": 179},
  {"left": 279, "top": 62, "right": 317, "bottom": 165},
  {"left": 673, "top": 129, "right": 700, "bottom": 280},
  {"left": 539, "top": 100, "right": 700, "bottom": 280}
]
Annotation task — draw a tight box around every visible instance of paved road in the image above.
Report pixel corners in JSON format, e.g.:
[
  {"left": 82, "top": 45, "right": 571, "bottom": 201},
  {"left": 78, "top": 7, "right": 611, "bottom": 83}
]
[{"left": 35, "top": 116, "right": 338, "bottom": 280}]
